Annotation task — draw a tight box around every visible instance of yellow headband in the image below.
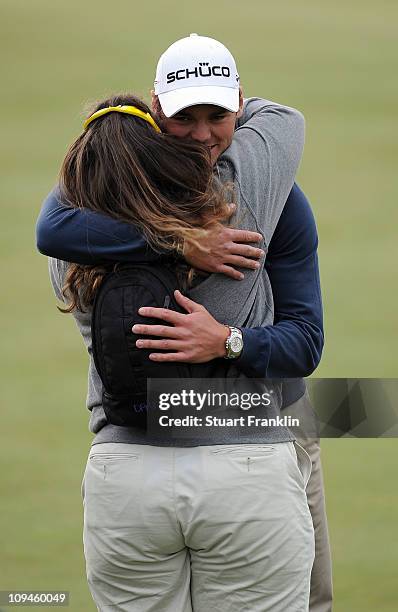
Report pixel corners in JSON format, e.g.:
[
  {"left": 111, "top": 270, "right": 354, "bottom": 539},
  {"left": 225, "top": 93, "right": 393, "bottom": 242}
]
[{"left": 83, "top": 105, "right": 161, "bottom": 133}]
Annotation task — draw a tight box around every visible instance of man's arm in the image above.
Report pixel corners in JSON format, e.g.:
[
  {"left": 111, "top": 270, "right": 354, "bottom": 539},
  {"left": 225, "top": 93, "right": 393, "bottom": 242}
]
[
  {"left": 237, "top": 183, "right": 324, "bottom": 377},
  {"left": 37, "top": 103, "right": 321, "bottom": 377},
  {"left": 98, "top": 102, "right": 319, "bottom": 376},
  {"left": 36, "top": 187, "right": 160, "bottom": 265},
  {"left": 35, "top": 99, "right": 287, "bottom": 270},
  {"left": 132, "top": 185, "right": 324, "bottom": 377},
  {"left": 40, "top": 186, "right": 323, "bottom": 377},
  {"left": 36, "top": 189, "right": 264, "bottom": 275}
]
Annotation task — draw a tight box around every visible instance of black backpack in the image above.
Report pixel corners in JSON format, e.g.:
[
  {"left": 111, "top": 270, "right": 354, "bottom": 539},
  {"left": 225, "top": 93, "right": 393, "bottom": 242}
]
[{"left": 91, "top": 262, "right": 229, "bottom": 428}]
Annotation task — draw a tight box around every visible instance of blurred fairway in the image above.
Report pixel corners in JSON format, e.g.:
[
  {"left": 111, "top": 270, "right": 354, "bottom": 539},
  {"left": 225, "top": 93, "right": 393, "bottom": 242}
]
[{"left": 1, "top": 0, "right": 397, "bottom": 610}]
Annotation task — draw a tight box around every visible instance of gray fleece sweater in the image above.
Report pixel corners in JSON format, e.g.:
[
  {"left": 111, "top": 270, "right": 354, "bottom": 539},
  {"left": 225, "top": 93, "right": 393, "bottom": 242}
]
[{"left": 49, "top": 98, "right": 305, "bottom": 446}]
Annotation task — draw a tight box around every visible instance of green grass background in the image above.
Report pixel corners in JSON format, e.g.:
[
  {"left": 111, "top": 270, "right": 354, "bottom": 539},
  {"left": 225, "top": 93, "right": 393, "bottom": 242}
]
[{"left": 1, "top": 0, "right": 397, "bottom": 609}]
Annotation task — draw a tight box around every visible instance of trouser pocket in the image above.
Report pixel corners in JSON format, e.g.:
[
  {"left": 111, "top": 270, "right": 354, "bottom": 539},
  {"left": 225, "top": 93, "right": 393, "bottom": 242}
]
[{"left": 293, "top": 440, "right": 312, "bottom": 489}]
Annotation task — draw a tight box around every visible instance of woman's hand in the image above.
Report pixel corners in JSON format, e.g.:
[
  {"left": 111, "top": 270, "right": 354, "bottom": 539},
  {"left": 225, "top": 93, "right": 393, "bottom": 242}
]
[
  {"left": 183, "top": 206, "right": 265, "bottom": 280},
  {"left": 132, "top": 290, "right": 230, "bottom": 363}
]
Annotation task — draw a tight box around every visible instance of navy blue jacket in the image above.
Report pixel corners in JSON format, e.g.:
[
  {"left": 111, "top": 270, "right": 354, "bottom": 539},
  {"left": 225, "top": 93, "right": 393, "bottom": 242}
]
[{"left": 36, "top": 183, "right": 323, "bottom": 384}]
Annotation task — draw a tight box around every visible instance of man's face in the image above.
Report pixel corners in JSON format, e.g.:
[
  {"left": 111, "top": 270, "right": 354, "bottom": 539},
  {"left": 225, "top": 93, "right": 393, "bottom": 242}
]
[{"left": 152, "top": 93, "right": 243, "bottom": 165}]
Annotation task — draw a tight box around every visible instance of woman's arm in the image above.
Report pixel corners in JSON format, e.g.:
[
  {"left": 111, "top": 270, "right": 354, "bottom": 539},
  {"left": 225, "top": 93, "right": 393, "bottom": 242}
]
[
  {"left": 223, "top": 97, "right": 305, "bottom": 245},
  {"left": 237, "top": 183, "right": 324, "bottom": 377},
  {"left": 135, "top": 185, "right": 324, "bottom": 378},
  {"left": 36, "top": 100, "right": 273, "bottom": 272}
]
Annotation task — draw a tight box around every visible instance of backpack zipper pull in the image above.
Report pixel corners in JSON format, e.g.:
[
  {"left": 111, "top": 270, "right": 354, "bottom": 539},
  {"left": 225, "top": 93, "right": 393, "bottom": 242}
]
[{"left": 163, "top": 295, "right": 170, "bottom": 309}]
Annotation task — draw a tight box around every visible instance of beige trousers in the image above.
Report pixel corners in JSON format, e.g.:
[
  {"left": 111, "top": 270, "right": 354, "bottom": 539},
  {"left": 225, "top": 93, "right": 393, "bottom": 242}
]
[
  {"left": 291, "top": 389, "right": 333, "bottom": 612},
  {"left": 297, "top": 436, "right": 333, "bottom": 612},
  {"left": 82, "top": 441, "right": 314, "bottom": 611}
]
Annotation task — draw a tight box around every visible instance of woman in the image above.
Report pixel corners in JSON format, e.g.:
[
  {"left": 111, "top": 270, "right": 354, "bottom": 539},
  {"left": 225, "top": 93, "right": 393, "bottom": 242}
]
[
  {"left": 48, "top": 92, "right": 315, "bottom": 612},
  {"left": 59, "top": 92, "right": 230, "bottom": 313}
]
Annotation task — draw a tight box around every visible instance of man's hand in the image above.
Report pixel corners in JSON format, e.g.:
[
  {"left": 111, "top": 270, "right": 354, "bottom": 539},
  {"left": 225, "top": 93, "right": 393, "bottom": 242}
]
[
  {"left": 132, "top": 290, "right": 229, "bottom": 363},
  {"left": 184, "top": 206, "right": 265, "bottom": 280}
]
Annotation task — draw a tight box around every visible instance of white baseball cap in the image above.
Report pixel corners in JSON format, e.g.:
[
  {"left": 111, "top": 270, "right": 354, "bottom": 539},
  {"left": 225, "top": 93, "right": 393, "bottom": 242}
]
[{"left": 154, "top": 33, "right": 240, "bottom": 117}]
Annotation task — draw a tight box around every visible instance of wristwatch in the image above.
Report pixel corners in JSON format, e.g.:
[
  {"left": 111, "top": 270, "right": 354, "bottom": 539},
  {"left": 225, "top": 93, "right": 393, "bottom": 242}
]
[{"left": 224, "top": 326, "right": 243, "bottom": 359}]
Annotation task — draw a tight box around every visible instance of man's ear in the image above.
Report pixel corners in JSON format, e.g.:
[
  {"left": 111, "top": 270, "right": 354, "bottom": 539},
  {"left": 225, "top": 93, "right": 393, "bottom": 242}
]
[
  {"left": 151, "top": 91, "right": 162, "bottom": 116},
  {"left": 236, "top": 87, "right": 244, "bottom": 119}
]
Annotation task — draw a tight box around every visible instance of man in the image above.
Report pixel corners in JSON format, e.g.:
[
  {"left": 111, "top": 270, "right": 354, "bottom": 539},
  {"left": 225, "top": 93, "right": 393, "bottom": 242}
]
[{"left": 37, "top": 34, "right": 332, "bottom": 611}]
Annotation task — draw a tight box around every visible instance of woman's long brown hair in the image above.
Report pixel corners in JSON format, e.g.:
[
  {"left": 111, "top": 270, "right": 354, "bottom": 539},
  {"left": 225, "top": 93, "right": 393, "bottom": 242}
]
[{"left": 59, "top": 93, "right": 231, "bottom": 312}]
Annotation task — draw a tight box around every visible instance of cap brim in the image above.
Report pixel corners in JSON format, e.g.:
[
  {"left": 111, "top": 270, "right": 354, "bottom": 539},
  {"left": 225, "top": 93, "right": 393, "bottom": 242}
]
[{"left": 158, "top": 86, "right": 240, "bottom": 118}]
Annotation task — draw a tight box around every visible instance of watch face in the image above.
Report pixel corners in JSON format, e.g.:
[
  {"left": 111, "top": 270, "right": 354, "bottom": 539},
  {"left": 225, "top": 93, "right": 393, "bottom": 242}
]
[{"left": 230, "top": 335, "right": 243, "bottom": 353}]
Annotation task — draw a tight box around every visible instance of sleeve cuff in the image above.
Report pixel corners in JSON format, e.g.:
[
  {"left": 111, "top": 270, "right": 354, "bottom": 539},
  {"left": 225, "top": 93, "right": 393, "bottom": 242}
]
[{"left": 235, "top": 327, "right": 271, "bottom": 378}]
